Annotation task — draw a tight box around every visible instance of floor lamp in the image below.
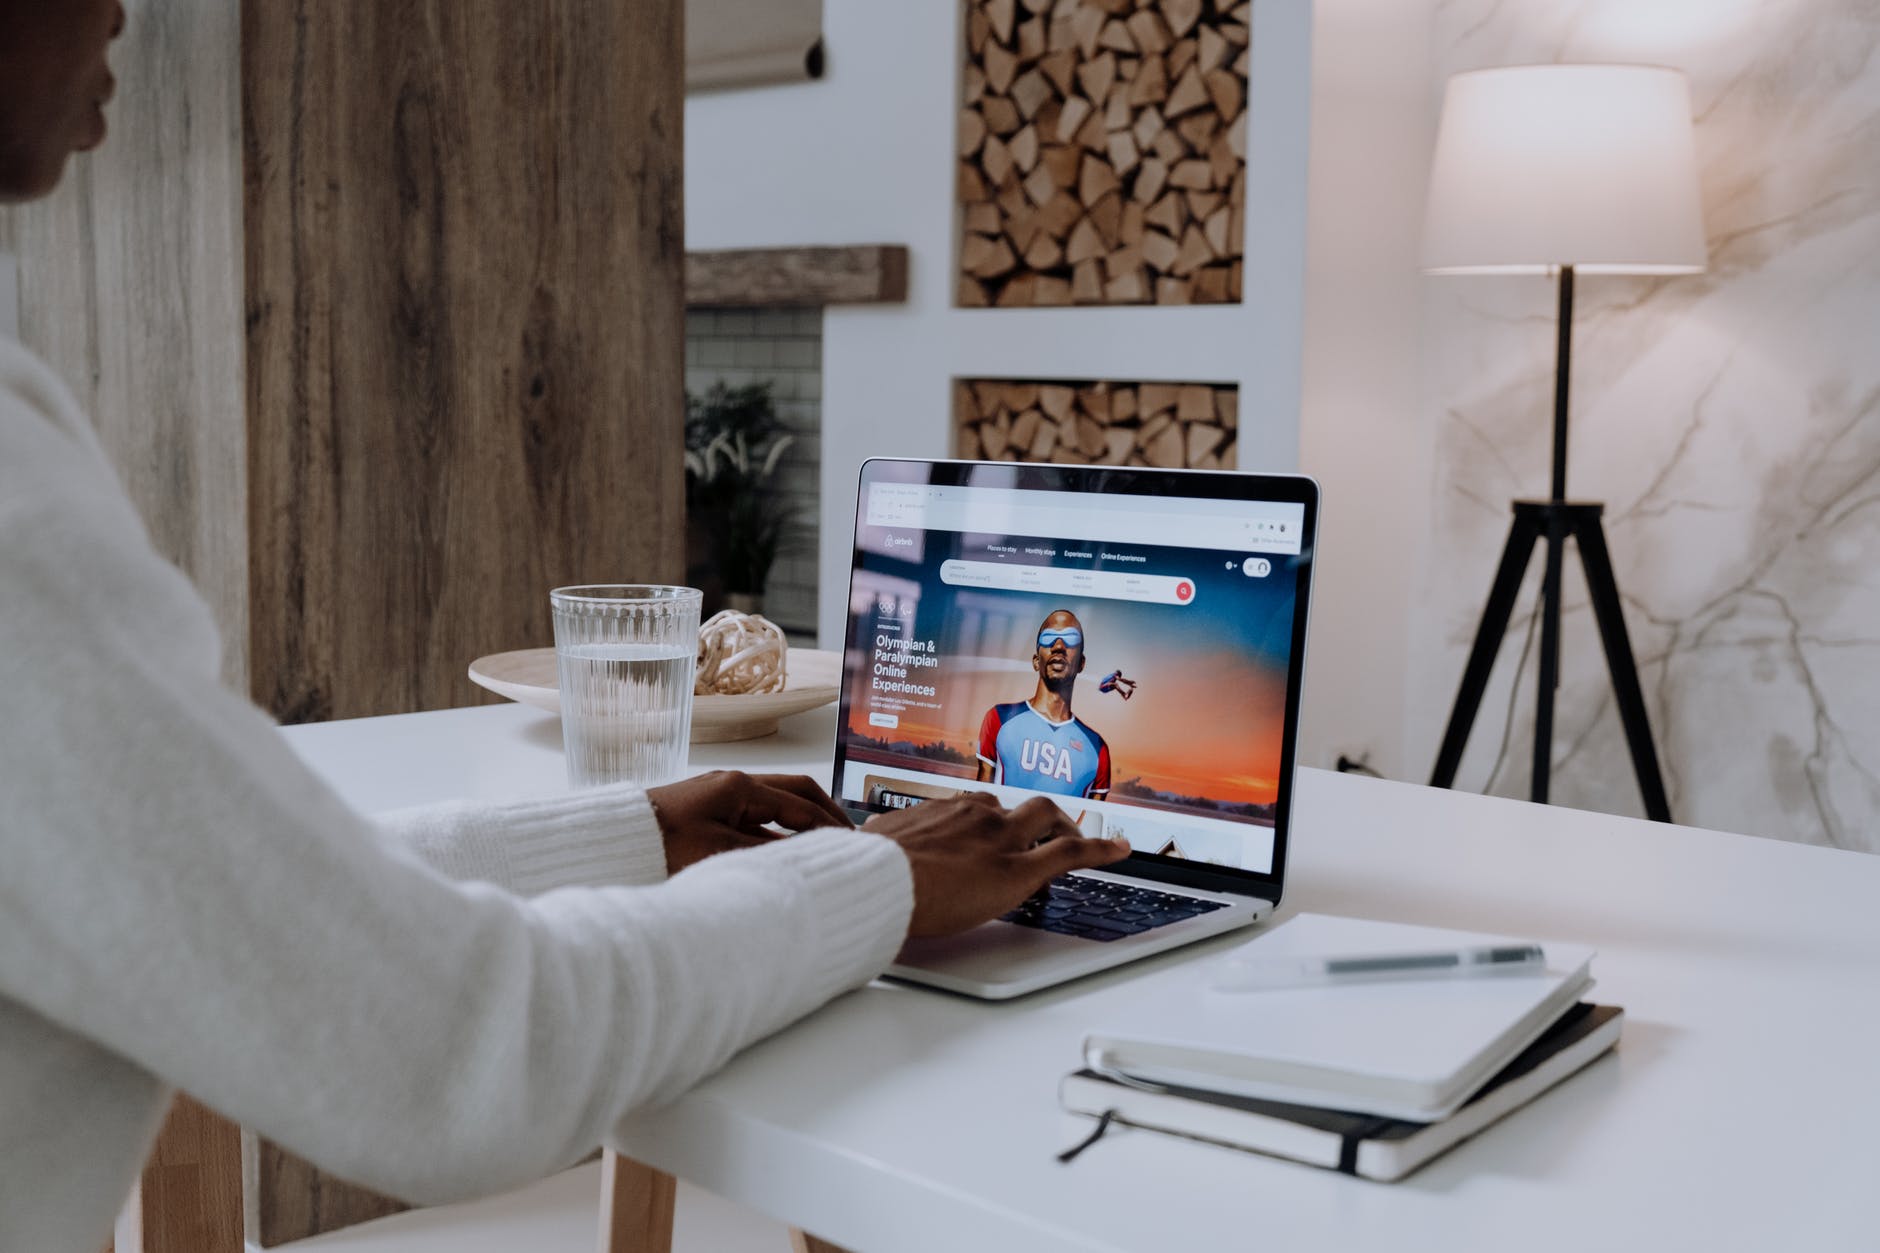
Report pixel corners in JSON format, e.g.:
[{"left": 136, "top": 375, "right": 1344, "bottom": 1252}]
[{"left": 1422, "top": 65, "right": 1708, "bottom": 823}]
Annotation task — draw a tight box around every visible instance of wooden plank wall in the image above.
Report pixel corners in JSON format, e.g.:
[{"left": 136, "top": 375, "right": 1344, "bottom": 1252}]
[
  {"left": 0, "top": 0, "right": 249, "bottom": 688},
  {"left": 241, "top": 0, "right": 686, "bottom": 1241},
  {"left": 245, "top": 0, "right": 686, "bottom": 727}
]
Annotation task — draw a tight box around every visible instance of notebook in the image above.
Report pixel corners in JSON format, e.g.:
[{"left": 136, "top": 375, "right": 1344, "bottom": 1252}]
[
  {"left": 1062, "top": 1002, "right": 1623, "bottom": 1181},
  {"left": 1081, "top": 913, "right": 1596, "bottom": 1121},
  {"left": 829, "top": 458, "right": 1320, "bottom": 998}
]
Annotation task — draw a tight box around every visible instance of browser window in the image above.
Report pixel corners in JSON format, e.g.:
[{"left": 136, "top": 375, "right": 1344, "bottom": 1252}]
[{"left": 833, "top": 462, "right": 1310, "bottom": 876}]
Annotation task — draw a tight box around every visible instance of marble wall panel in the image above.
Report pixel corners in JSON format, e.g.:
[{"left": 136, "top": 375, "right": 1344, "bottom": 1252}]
[{"left": 1409, "top": 0, "right": 1880, "bottom": 849}]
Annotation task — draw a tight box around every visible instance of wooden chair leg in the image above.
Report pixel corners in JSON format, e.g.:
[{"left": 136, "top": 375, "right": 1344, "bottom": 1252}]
[
  {"left": 115, "top": 1095, "right": 244, "bottom": 1253},
  {"left": 598, "top": 1150, "right": 677, "bottom": 1253},
  {"left": 788, "top": 1230, "right": 856, "bottom": 1253}
]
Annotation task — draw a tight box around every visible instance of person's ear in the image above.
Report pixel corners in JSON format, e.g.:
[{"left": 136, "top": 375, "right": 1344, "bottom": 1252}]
[{"left": 1076, "top": 654, "right": 1086, "bottom": 673}]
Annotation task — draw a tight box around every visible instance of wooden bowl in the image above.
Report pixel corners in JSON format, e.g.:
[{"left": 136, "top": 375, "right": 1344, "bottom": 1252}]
[{"left": 468, "top": 647, "right": 842, "bottom": 742}]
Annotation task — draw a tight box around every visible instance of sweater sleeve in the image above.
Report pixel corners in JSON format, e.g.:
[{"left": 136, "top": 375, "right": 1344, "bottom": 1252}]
[
  {"left": 0, "top": 455, "right": 914, "bottom": 1205},
  {"left": 373, "top": 787, "right": 672, "bottom": 894}
]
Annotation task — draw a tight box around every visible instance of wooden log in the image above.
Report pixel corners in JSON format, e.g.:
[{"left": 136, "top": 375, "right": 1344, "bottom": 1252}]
[
  {"left": 981, "top": 408, "right": 1013, "bottom": 458},
  {"left": 1037, "top": 191, "right": 1084, "bottom": 238},
  {"left": 981, "top": 94, "right": 1021, "bottom": 134},
  {"left": 958, "top": 422, "right": 984, "bottom": 459},
  {"left": 1138, "top": 411, "right": 1174, "bottom": 447},
  {"left": 1204, "top": 69, "right": 1243, "bottom": 119},
  {"left": 1039, "top": 384, "right": 1076, "bottom": 421},
  {"left": 1144, "top": 420, "right": 1185, "bottom": 468},
  {"left": 1193, "top": 264, "right": 1230, "bottom": 303},
  {"left": 1127, "top": 54, "right": 1169, "bottom": 107},
  {"left": 981, "top": 133, "right": 1014, "bottom": 185},
  {"left": 1169, "top": 159, "right": 1213, "bottom": 189},
  {"left": 1151, "top": 127, "right": 1186, "bottom": 165},
  {"left": 1070, "top": 4, "right": 1105, "bottom": 56},
  {"left": 1172, "top": 224, "right": 1212, "bottom": 276},
  {"left": 1126, "top": 8, "right": 1173, "bottom": 53},
  {"left": 1176, "top": 112, "right": 1218, "bottom": 155},
  {"left": 1203, "top": 205, "right": 1232, "bottom": 256},
  {"left": 1156, "top": 275, "right": 1193, "bottom": 304},
  {"left": 1217, "top": 389, "right": 1239, "bottom": 429},
  {"left": 1017, "top": 16, "right": 1046, "bottom": 59},
  {"left": 1140, "top": 230, "right": 1180, "bottom": 273},
  {"left": 1011, "top": 408, "right": 1042, "bottom": 451},
  {"left": 1077, "top": 413, "right": 1109, "bottom": 458},
  {"left": 985, "top": 0, "right": 1016, "bottom": 45},
  {"left": 996, "top": 177, "right": 1029, "bottom": 218},
  {"left": 1131, "top": 105, "right": 1165, "bottom": 151},
  {"left": 1034, "top": 274, "right": 1074, "bottom": 306},
  {"left": 984, "top": 41, "right": 1018, "bottom": 95},
  {"left": 1088, "top": 192, "right": 1123, "bottom": 247},
  {"left": 1075, "top": 103, "right": 1109, "bottom": 152},
  {"left": 1024, "top": 232, "right": 1064, "bottom": 270},
  {"left": 1133, "top": 157, "right": 1169, "bottom": 204},
  {"left": 964, "top": 202, "right": 1001, "bottom": 234},
  {"left": 967, "top": 235, "right": 1018, "bottom": 278},
  {"left": 1222, "top": 21, "right": 1251, "bottom": 46},
  {"left": 1187, "top": 422, "right": 1224, "bottom": 465},
  {"left": 1010, "top": 124, "right": 1041, "bottom": 173},
  {"left": 969, "top": 8, "right": 992, "bottom": 57},
  {"left": 1055, "top": 95, "right": 1092, "bottom": 143},
  {"left": 1140, "top": 382, "right": 1179, "bottom": 415},
  {"left": 1076, "top": 51, "right": 1117, "bottom": 104},
  {"left": 1167, "top": 36, "right": 1198, "bottom": 80},
  {"left": 1079, "top": 384, "right": 1112, "bottom": 422},
  {"left": 1071, "top": 258, "right": 1104, "bottom": 302},
  {"left": 1040, "top": 48, "right": 1078, "bottom": 95},
  {"left": 1177, "top": 384, "right": 1215, "bottom": 421},
  {"left": 1103, "top": 427, "right": 1137, "bottom": 464},
  {"left": 1066, "top": 217, "right": 1106, "bottom": 264},
  {"left": 1078, "top": 157, "right": 1120, "bottom": 208},
  {"left": 1164, "top": 64, "right": 1209, "bottom": 117},
  {"left": 1208, "top": 131, "right": 1239, "bottom": 189},
  {"left": 973, "top": 380, "right": 1006, "bottom": 413},
  {"left": 1103, "top": 244, "right": 1143, "bottom": 279},
  {"left": 1103, "top": 266, "right": 1146, "bottom": 302},
  {"left": 954, "top": 380, "right": 981, "bottom": 423},
  {"left": 1023, "top": 163, "right": 1057, "bottom": 207},
  {"left": 1185, "top": 189, "right": 1223, "bottom": 220},
  {"left": 688, "top": 246, "right": 911, "bottom": 307},
  {"left": 959, "top": 108, "right": 987, "bottom": 157},
  {"left": 1120, "top": 200, "right": 1146, "bottom": 245},
  {"left": 1112, "top": 386, "right": 1139, "bottom": 424},
  {"left": 1234, "top": 46, "right": 1250, "bottom": 77},
  {"left": 1029, "top": 415, "right": 1060, "bottom": 460},
  {"left": 1006, "top": 382, "right": 1040, "bottom": 410},
  {"left": 1145, "top": 192, "right": 1185, "bottom": 235},
  {"left": 958, "top": 160, "right": 989, "bottom": 203},
  {"left": 1226, "top": 109, "right": 1247, "bottom": 159},
  {"left": 1107, "top": 129, "right": 1141, "bottom": 177},
  {"left": 1197, "top": 25, "right": 1229, "bottom": 73},
  {"left": 1010, "top": 69, "right": 1053, "bottom": 120},
  {"left": 1104, "top": 79, "right": 1134, "bottom": 130},
  {"left": 1164, "top": 0, "right": 1204, "bottom": 39},
  {"left": 1041, "top": 143, "right": 1082, "bottom": 189},
  {"left": 1098, "top": 19, "right": 1136, "bottom": 54},
  {"left": 961, "top": 233, "right": 1001, "bottom": 274},
  {"left": 964, "top": 64, "right": 987, "bottom": 106}
]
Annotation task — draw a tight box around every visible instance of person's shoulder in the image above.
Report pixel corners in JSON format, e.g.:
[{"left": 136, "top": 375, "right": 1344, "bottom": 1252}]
[
  {"left": 989, "top": 700, "right": 1030, "bottom": 725},
  {"left": 1072, "top": 716, "right": 1108, "bottom": 749}
]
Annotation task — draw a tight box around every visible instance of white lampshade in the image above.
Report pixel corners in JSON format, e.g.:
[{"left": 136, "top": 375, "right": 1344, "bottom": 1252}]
[{"left": 1423, "top": 65, "right": 1707, "bottom": 275}]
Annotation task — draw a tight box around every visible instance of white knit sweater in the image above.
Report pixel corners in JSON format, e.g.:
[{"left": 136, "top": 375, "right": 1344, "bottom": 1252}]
[{"left": 0, "top": 336, "right": 915, "bottom": 1253}]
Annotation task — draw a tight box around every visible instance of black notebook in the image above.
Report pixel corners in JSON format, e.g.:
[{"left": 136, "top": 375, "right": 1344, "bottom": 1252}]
[{"left": 1060, "top": 1002, "right": 1621, "bottom": 1182}]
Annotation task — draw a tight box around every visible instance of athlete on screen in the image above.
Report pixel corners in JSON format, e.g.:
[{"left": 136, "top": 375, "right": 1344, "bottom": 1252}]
[{"left": 976, "top": 609, "right": 1112, "bottom": 800}]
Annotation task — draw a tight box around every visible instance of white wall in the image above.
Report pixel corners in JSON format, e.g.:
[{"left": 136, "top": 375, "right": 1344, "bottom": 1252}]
[
  {"left": 1295, "top": 0, "right": 1438, "bottom": 777},
  {"left": 0, "top": 250, "right": 16, "bottom": 339},
  {"left": 686, "top": 0, "right": 1315, "bottom": 651}
]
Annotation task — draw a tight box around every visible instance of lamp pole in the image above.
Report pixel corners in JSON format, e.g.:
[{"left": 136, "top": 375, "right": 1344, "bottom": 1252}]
[{"left": 1531, "top": 264, "right": 1575, "bottom": 802}]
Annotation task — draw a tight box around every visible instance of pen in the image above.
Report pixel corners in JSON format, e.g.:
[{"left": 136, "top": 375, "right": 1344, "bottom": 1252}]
[{"left": 1210, "top": 944, "right": 1547, "bottom": 992}]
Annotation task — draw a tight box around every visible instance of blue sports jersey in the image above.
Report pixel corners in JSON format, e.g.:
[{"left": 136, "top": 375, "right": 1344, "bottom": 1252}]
[{"left": 977, "top": 701, "right": 1111, "bottom": 798}]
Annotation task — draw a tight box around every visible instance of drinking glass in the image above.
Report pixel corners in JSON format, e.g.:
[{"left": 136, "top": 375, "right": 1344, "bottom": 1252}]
[{"left": 550, "top": 585, "right": 702, "bottom": 787}]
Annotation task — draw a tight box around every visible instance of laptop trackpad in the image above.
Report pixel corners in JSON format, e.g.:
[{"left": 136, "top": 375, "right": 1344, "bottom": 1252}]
[{"left": 893, "top": 920, "right": 1090, "bottom": 980}]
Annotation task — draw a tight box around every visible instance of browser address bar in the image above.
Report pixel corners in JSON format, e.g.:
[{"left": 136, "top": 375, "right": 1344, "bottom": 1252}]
[
  {"left": 866, "top": 483, "right": 1301, "bottom": 555},
  {"left": 940, "top": 559, "right": 1197, "bottom": 605}
]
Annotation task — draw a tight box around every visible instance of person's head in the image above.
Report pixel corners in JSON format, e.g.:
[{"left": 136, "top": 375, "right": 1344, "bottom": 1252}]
[
  {"left": 0, "top": 0, "right": 125, "bottom": 202},
  {"left": 1031, "top": 609, "right": 1086, "bottom": 693}
]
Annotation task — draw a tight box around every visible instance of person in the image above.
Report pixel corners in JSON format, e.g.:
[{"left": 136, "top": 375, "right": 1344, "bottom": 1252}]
[
  {"left": 1098, "top": 668, "right": 1137, "bottom": 700},
  {"left": 976, "top": 609, "right": 1113, "bottom": 800},
  {"left": 0, "top": 5, "right": 1130, "bottom": 1250}
]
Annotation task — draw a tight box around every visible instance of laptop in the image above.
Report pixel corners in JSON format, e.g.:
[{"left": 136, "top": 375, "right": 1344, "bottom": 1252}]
[{"left": 830, "top": 457, "right": 1319, "bottom": 998}]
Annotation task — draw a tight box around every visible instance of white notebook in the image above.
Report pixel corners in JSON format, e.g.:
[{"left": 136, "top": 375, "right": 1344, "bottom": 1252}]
[{"left": 1081, "top": 913, "right": 1595, "bottom": 1122}]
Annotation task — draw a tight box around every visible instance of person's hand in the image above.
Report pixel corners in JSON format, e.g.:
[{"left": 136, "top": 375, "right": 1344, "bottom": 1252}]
[
  {"left": 646, "top": 771, "right": 853, "bottom": 874},
  {"left": 863, "top": 793, "right": 1132, "bottom": 937}
]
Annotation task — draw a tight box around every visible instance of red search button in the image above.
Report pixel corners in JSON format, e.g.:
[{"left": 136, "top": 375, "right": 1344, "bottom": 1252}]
[{"left": 1176, "top": 580, "right": 1194, "bottom": 602}]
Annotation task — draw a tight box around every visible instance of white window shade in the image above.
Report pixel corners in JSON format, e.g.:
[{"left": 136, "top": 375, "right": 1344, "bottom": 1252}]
[{"left": 688, "top": 0, "right": 824, "bottom": 92}]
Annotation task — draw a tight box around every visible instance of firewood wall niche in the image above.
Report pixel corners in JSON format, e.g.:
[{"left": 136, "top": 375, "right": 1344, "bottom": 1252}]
[
  {"left": 957, "top": 0, "right": 1250, "bottom": 307},
  {"left": 956, "top": 378, "right": 1238, "bottom": 469}
]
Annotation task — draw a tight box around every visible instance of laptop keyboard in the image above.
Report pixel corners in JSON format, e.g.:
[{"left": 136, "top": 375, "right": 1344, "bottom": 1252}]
[{"left": 1000, "top": 875, "right": 1228, "bottom": 942}]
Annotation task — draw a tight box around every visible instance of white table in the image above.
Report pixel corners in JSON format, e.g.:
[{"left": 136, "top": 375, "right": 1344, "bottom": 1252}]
[{"left": 283, "top": 702, "right": 1880, "bottom": 1253}]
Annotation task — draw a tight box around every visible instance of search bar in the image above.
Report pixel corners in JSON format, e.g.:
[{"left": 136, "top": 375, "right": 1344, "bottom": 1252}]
[
  {"left": 940, "top": 559, "right": 1197, "bottom": 605},
  {"left": 865, "top": 482, "right": 1303, "bottom": 555}
]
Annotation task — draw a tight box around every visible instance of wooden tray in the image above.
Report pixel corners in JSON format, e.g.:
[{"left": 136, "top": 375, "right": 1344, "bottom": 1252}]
[{"left": 468, "top": 646, "right": 842, "bottom": 743}]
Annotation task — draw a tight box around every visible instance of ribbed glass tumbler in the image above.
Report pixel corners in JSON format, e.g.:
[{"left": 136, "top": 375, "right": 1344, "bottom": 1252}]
[{"left": 550, "top": 585, "right": 702, "bottom": 787}]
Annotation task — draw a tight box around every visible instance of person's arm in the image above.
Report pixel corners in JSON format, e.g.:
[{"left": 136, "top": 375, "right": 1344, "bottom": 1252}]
[
  {"left": 976, "top": 707, "right": 1001, "bottom": 783},
  {"left": 0, "top": 485, "right": 912, "bottom": 1206},
  {"left": 372, "top": 789, "right": 671, "bottom": 895}
]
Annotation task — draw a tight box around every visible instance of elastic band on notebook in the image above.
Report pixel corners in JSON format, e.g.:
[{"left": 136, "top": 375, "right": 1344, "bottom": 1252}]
[{"left": 1057, "top": 1110, "right": 1117, "bottom": 1163}]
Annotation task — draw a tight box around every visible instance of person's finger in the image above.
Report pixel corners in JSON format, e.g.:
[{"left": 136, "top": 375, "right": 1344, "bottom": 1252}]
[
  {"left": 1028, "top": 832, "right": 1134, "bottom": 875},
  {"left": 740, "top": 778, "right": 853, "bottom": 833},
  {"left": 750, "top": 774, "right": 854, "bottom": 828},
  {"left": 961, "top": 789, "right": 1002, "bottom": 808},
  {"left": 1004, "top": 795, "right": 1081, "bottom": 845}
]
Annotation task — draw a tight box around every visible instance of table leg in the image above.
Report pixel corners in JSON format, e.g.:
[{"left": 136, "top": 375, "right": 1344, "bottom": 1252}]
[{"left": 598, "top": 1150, "right": 677, "bottom": 1253}]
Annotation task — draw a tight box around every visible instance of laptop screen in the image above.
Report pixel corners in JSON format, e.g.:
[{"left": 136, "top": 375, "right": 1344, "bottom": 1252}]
[{"left": 831, "top": 458, "right": 1317, "bottom": 893}]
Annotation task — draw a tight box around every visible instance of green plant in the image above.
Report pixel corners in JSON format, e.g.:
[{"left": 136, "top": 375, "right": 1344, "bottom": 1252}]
[{"left": 684, "top": 382, "right": 798, "bottom": 596}]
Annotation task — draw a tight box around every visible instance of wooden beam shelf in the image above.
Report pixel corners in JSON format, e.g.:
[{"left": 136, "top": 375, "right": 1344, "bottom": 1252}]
[{"left": 686, "top": 244, "right": 909, "bottom": 308}]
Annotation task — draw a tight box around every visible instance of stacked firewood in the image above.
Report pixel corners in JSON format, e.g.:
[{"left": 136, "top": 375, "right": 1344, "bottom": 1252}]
[
  {"left": 957, "top": 0, "right": 1250, "bottom": 308},
  {"left": 955, "top": 378, "right": 1238, "bottom": 468}
]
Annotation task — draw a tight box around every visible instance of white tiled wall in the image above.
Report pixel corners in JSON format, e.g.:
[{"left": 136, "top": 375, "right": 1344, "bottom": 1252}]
[{"left": 685, "top": 308, "right": 822, "bottom": 635}]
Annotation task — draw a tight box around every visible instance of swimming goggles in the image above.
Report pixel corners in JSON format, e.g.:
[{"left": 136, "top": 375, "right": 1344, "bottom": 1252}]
[{"left": 1037, "top": 627, "right": 1083, "bottom": 649}]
